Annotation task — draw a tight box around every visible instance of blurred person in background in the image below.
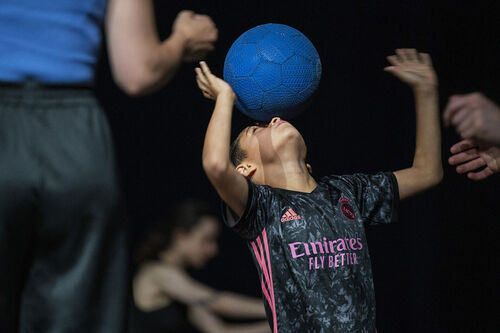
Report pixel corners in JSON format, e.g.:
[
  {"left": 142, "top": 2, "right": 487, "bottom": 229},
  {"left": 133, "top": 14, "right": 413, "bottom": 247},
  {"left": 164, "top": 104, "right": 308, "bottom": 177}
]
[
  {"left": 0, "top": 1, "right": 217, "bottom": 332},
  {"left": 443, "top": 93, "right": 500, "bottom": 180},
  {"left": 133, "top": 200, "right": 270, "bottom": 333}
]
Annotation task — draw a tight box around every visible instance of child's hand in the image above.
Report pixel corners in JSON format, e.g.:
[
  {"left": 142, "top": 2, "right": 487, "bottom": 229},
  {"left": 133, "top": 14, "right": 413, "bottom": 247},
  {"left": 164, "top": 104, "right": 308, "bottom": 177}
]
[
  {"left": 448, "top": 139, "right": 500, "bottom": 180},
  {"left": 195, "top": 61, "right": 235, "bottom": 101},
  {"left": 384, "top": 48, "right": 437, "bottom": 89}
]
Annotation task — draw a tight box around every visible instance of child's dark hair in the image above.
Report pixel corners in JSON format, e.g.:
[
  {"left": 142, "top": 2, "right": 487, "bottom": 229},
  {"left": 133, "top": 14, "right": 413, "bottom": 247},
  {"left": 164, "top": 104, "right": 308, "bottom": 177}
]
[
  {"left": 230, "top": 134, "right": 247, "bottom": 166},
  {"left": 134, "top": 200, "right": 217, "bottom": 265}
]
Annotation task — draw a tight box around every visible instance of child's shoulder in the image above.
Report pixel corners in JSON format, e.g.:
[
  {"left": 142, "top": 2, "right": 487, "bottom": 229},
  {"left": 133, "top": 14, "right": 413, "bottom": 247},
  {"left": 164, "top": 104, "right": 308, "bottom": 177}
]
[{"left": 319, "top": 172, "right": 394, "bottom": 192}]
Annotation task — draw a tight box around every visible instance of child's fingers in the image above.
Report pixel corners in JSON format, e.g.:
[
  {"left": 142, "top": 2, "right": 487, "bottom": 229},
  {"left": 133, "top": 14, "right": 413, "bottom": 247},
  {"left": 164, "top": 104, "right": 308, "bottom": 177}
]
[
  {"left": 419, "top": 53, "right": 432, "bottom": 66},
  {"left": 383, "top": 66, "right": 400, "bottom": 76},
  {"left": 196, "top": 78, "right": 209, "bottom": 93},
  {"left": 196, "top": 73, "right": 208, "bottom": 88},
  {"left": 197, "top": 78, "right": 211, "bottom": 96},
  {"left": 404, "top": 49, "right": 418, "bottom": 62},
  {"left": 202, "top": 91, "right": 212, "bottom": 99},
  {"left": 386, "top": 55, "right": 400, "bottom": 67},
  {"left": 199, "top": 61, "right": 213, "bottom": 80},
  {"left": 196, "top": 69, "right": 212, "bottom": 94},
  {"left": 383, "top": 66, "right": 405, "bottom": 81},
  {"left": 196, "top": 77, "right": 208, "bottom": 92},
  {"left": 395, "top": 49, "right": 407, "bottom": 62},
  {"left": 195, "top": 67, "right": 209, "bottom": 85}
]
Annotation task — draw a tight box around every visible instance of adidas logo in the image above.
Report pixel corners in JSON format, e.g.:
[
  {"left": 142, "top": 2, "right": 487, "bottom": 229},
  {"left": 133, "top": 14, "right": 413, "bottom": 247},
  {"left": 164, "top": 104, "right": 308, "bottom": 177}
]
[{"left": 281, "top": 208, "right": 301, "bottom": 222}]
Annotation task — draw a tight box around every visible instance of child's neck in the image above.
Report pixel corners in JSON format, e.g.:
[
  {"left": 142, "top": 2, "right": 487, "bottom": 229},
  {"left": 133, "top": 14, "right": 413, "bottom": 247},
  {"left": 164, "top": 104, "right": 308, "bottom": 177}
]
[{"left": 263, "top": 160, "right": 317, "bottom": 193}]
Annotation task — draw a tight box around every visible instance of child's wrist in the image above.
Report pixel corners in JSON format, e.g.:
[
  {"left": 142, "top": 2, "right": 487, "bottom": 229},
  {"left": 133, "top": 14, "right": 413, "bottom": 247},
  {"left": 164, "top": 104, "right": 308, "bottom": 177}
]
[
  {"left": 217, "top": 90, "right": 236, "bottom": 104},
  {"left": 413, "top": 84, "right": 438, "bottom": 96}
]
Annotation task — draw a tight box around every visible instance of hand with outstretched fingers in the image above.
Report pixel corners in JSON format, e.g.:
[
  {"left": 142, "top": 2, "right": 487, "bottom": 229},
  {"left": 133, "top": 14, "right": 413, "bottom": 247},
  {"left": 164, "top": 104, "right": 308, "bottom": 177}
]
[
  {"left": 384, "top": 48, "right": 437, "bottom": 89},
  {"left": 448, "top": 139, "right": 500, "bottom": 180}
]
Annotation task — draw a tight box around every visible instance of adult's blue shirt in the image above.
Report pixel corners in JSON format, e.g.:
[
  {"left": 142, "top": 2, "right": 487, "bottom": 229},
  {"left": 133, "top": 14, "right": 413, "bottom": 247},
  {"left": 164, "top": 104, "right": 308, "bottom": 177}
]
[{"left": 0, "top": 0, "right": 108, "bottom": 83}]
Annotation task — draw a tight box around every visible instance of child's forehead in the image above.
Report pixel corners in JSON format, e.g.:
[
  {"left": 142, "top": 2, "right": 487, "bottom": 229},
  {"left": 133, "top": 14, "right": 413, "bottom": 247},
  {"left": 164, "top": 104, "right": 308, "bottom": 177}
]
[
  {"left": 236, "top": 127, "right": 255, "bottom": 148},
  {"left": 237, "top": 125, "right": 252, "bottom": 138},
  {"left": 237, "top": 128, "right": 250, "bottom": 143}
]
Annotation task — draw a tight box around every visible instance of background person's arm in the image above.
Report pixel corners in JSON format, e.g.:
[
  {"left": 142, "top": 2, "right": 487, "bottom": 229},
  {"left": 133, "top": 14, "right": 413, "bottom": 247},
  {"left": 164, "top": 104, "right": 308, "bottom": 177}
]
[
  {"left": 152, "top": 267, "right": 266, "bottom": 318},
  {"left": 106, "top": 0, "right": 217, "bottom": 95},
  {"left": 189, "top": 306, "right": 270, "bottom": 333},
  {"left": 384, "top": 49, "right": 443, "bottom": 200},
  {"left": 204, "top": 292, "right": 266, "bottom": 319}
]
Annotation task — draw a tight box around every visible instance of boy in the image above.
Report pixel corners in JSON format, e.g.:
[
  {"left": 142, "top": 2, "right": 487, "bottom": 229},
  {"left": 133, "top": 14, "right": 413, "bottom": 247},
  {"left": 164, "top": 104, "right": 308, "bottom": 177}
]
[{"left": 196, "top": 48, "right": 442, "bottom": 332}]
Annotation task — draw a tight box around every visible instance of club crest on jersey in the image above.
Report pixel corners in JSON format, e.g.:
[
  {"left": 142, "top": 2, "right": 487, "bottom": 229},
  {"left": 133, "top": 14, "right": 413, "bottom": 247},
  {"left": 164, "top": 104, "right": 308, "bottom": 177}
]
[
  {"left": 281, "top": 208, "right": 301, "bottom": 222},
  {"left": 340, "top": 198, "right": 356, "bottom": 221}
]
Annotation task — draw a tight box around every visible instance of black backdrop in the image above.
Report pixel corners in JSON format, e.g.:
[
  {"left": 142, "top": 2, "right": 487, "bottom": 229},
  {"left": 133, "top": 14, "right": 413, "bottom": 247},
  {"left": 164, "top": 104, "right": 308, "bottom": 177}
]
[{"left": 95, "top": 1, "right": 500, "bottom": 331}]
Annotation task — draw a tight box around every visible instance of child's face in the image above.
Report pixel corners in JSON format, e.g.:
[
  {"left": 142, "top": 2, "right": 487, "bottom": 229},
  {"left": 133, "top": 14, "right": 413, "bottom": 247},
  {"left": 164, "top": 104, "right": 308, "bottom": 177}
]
[{"left": 236, "top": 117, "right": 307, "bottom": 182}]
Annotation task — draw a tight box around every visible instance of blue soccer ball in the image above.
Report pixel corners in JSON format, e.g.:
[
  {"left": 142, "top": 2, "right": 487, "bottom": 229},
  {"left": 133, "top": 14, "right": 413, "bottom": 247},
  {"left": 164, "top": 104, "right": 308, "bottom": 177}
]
[{"left": 223, "top": 23, "right": 322, "bottom": 121}]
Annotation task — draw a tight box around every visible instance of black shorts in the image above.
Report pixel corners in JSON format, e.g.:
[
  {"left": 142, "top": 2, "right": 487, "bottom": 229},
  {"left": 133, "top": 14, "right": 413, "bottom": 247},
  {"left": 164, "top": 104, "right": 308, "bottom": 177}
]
[{"left": 0, "top": 83, "right": 129, "bottom": 332}]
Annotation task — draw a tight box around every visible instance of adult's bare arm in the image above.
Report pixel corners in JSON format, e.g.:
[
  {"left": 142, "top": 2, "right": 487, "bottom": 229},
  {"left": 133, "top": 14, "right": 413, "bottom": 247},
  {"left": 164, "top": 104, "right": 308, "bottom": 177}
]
[{"left": 106, "top": 0, "right": 217, "bottom": 96}]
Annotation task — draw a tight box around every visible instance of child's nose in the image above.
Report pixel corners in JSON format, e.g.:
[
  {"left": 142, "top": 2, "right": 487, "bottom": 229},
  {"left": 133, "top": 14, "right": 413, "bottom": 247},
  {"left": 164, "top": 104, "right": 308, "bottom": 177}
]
[{"left": 269, "top": 117, "right": 281, "bottom": 126}]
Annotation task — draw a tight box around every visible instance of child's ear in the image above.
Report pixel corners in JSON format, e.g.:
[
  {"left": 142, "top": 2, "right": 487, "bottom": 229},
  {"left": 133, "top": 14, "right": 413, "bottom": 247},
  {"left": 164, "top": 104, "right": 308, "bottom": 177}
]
[
  {"left": 236, "top": 163, "right": 257, "bottom": 178},
  {"left": 306, "top": 163, "right": 313, "bottom": 174}
]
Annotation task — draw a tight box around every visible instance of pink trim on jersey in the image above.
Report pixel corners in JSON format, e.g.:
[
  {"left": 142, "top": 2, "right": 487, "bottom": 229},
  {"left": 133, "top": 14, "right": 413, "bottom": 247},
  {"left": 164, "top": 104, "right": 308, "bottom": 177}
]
[
  {"left": 261, "top": 229, "right": 278, "bottom": 332},
  {"left": 250, "top": 228, "right": 277, "bottom": 333}
]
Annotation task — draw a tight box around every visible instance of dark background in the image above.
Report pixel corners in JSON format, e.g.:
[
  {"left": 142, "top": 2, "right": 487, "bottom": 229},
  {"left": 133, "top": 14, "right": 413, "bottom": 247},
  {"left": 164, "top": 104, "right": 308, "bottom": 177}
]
[{"left": 96, "top": 1, "right": 500, "bottom": 332}]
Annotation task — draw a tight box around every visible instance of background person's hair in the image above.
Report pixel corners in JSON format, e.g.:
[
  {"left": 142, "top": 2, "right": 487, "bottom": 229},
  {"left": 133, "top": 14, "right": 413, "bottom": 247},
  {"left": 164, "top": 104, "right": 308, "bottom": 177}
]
[{"left": 134, "top": 200, "right": 217, "bottom": 265}]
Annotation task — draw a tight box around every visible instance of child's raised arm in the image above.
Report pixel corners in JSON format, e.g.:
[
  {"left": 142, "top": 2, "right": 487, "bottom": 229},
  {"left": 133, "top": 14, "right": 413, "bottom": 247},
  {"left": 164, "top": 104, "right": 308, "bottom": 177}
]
[
  {"left": 196, "top": 61, "right": 249, "bottom": 216},
  {"left": 384, "top": 49, "right": 443, "bottom": 200}
]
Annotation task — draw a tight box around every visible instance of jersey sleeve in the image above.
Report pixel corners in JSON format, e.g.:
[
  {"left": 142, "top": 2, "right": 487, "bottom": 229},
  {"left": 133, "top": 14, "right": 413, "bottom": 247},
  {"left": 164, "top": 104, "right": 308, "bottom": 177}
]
[
  {"left": 221, "top": 178, "right": 273, "bottom": 240},
  {"left": 327, "top": 172, "right": 399, "bottom": 226}
]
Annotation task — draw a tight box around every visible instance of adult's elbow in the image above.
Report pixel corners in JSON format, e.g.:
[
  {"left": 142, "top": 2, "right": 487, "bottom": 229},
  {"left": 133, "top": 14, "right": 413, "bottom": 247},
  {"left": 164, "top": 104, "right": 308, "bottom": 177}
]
[
  {"left": 114, "top": 71, "right": 152, "bottom": 97},
  {"left": 119, "top": 80, "right": 146, "bottom": 96},
  {"left": 112, "top": 59, "right": 163, "bottom": 96}
]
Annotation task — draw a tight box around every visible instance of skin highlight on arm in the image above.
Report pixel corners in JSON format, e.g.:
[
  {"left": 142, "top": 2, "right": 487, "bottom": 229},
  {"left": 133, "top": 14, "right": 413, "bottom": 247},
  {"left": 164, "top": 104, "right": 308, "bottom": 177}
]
[{"left": 384, "top": 48, "right": 443, "bottom": 200}]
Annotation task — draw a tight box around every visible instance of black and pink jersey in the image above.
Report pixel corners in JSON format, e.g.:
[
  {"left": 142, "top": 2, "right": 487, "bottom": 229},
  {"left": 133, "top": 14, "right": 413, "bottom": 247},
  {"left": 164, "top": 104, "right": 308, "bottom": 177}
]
[{"left": 223, "top": 172, "right": 399, "bottom": 332}]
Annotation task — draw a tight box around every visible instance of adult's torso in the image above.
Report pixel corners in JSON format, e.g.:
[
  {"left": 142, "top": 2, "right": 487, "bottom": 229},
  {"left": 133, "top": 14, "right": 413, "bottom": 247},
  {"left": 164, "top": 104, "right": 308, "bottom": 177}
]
[{"left": 0, "top": 0, "right": 107, "bottom": 83}]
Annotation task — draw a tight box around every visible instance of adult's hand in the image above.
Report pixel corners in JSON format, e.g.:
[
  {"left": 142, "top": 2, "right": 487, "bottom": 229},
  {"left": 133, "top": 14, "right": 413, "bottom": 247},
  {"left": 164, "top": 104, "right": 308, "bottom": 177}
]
[
  {"left": 448, "top": 139, "right": 500, "bottom": 180},
  {"left": 106, "top": 1, "right": 219, "bottom": 96},
  {"left": 173, "top": 10, "right": 218, "bottom": 62},
  {"left": 443, "top": 93, "right": 500, "bottom": 146}
]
